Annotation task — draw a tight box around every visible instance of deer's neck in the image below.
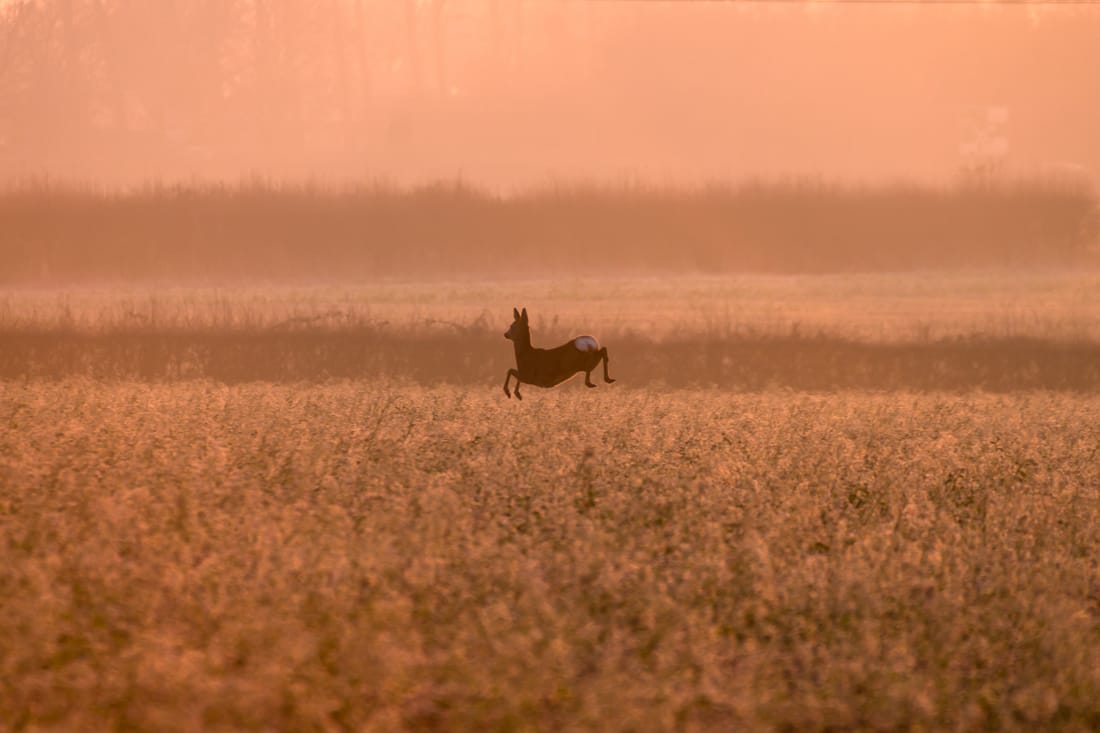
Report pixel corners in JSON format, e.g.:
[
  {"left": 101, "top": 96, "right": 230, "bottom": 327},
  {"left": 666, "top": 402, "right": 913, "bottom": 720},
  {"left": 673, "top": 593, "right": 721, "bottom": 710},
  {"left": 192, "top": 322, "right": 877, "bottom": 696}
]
[{"left": 512, "top": 333, "right": 533, "bottom": 360}]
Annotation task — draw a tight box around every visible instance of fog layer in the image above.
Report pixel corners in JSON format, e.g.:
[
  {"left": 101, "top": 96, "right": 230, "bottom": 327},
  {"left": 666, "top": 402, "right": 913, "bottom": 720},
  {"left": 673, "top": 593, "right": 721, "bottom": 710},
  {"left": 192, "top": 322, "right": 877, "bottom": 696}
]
[{"left": 2, "top": 1, "right": 1099, "bottom": 188}]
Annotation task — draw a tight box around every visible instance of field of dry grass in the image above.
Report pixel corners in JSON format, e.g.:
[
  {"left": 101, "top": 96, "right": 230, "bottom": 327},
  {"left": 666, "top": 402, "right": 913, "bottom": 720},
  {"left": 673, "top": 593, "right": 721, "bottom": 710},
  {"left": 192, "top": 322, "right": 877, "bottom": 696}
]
[
  {"left": 2, "top": 381, "right": 1099, "bottom": 731},
  {"left": 4, "top": 273, "right": 1100, "bottom": 389},
  {"left": 4, "top": 270, "right": 1100, "bottom": 730},
  {"left": 7, "top": 271, "right": 1100, "bottom": 339}
]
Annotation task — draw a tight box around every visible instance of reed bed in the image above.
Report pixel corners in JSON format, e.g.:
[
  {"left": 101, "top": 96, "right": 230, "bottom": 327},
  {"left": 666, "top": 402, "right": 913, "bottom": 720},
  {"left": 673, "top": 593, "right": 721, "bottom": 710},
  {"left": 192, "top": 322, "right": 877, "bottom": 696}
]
[{"left": 2, "top": 178, "right": 1096, "bottom": 283}]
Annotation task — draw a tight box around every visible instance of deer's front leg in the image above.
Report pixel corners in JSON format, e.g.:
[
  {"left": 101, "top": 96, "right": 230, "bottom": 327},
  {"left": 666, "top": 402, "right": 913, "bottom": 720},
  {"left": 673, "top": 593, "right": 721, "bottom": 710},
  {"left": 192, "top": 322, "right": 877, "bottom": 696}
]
[
  {"left": 585, "top": 370, "right": 596, "bottom": 388},
  {"left": 504, "top": 368, "right": 519, "bottom": 398}
]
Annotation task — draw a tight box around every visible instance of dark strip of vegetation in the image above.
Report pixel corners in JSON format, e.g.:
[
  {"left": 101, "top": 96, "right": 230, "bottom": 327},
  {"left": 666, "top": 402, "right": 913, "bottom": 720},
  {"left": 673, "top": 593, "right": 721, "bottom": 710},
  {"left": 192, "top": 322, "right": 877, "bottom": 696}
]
[
  {"left": 3, "top": 328, "right": 1099, "bottom": 390},
  {"left": 1, "top": 178, "right": 1097, "bottom": 283}
]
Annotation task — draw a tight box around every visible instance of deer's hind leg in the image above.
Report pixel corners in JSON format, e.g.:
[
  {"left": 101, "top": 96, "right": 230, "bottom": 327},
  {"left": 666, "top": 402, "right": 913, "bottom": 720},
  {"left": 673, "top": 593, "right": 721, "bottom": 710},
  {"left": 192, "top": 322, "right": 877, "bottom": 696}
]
[
  {"left": 600, "top": 347, "right": 616, "bottom": 384},
  {"left": 582, "top": 351, "right": 602, "bottom": 388}
]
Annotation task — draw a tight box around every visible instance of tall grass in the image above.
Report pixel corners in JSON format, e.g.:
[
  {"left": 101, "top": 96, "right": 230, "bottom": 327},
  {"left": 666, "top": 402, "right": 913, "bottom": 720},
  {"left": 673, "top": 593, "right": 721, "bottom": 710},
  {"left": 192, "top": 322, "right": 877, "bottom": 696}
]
[
  {"left": 2, "top": 383, "right": 1099, "bottom": 730},
  {"left": 2, "top": 178, "right": 1096, "bottom": 283},
  {"left": 4, "top": 277, "right": 1100, "bottom": 389},
  {"left": 4, "top": 322, "right": 1100, "bottom": 390}
]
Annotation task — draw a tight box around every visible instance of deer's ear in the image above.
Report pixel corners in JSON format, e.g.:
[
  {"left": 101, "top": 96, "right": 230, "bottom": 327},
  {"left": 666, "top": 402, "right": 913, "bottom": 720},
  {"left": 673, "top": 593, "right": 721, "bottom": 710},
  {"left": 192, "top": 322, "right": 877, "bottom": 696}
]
[
  {"left": 521, "top": 308, "right": 528, "bottom": 322},
  {"left": 513, "top": 307, "right": 520, "bottom": 320}
]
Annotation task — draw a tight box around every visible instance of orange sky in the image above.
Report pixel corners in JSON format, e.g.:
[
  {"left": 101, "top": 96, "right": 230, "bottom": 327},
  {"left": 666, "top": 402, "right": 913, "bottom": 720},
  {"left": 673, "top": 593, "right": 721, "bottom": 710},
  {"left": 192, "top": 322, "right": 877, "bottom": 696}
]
[{"left": 1, "top": 1, "right": 1099, "bottom": 188}]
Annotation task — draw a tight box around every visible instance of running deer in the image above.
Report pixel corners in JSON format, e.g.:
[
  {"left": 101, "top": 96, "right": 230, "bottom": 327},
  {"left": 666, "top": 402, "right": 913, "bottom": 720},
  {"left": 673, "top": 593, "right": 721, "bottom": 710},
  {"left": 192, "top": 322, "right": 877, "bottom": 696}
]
[{"left": 503, "top": 307, "right": 615, "bottom": 400}]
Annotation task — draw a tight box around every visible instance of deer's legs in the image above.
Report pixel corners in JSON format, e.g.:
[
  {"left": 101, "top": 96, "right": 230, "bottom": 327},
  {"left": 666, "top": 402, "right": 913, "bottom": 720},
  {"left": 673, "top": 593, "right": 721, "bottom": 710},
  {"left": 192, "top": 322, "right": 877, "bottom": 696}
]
[
  {"left": 600, "top": 348, "right": 616, "bottom": 384},
  {"left": 585, "top": 370, "right": 597, "bottom": 388},
  {"left": 504, "top": 368, "right": 520, "bottom": 398}
]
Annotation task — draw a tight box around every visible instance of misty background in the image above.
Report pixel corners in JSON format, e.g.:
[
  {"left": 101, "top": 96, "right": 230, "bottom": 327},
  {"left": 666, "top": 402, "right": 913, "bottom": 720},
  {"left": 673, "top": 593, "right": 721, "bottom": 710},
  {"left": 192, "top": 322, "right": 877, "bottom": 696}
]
[{"left": 3, "top": 0, "right": 1100, "bottom": 190}]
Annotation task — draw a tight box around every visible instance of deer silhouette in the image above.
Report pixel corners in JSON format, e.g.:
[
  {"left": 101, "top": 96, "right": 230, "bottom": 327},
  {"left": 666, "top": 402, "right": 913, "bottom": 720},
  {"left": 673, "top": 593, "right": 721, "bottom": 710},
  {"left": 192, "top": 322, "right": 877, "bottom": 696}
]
[{"left": 503, "top": 307, "right": 615, "bottom": 400}]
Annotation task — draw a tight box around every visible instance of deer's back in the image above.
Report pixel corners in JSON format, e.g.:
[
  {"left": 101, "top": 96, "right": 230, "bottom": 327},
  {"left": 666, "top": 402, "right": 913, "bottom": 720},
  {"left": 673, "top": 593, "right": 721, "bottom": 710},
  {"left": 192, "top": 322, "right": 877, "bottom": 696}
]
[{"left": 516, "top": 338, "right": 600, "bottom": 387}]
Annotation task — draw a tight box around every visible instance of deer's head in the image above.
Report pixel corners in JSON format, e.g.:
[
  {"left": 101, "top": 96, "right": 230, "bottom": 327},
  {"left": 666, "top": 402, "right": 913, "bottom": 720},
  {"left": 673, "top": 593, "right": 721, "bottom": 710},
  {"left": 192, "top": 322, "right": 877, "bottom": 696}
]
[{"left": 505, "top": 307, "right": 529, "bottom": 342}]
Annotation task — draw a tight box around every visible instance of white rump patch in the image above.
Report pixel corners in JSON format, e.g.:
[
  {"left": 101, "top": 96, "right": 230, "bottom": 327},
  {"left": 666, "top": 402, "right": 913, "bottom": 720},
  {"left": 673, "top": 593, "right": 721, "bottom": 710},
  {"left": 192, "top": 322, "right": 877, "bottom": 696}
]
[{"left": 573, "top": 336, "right": 599, "bottom": 352}]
